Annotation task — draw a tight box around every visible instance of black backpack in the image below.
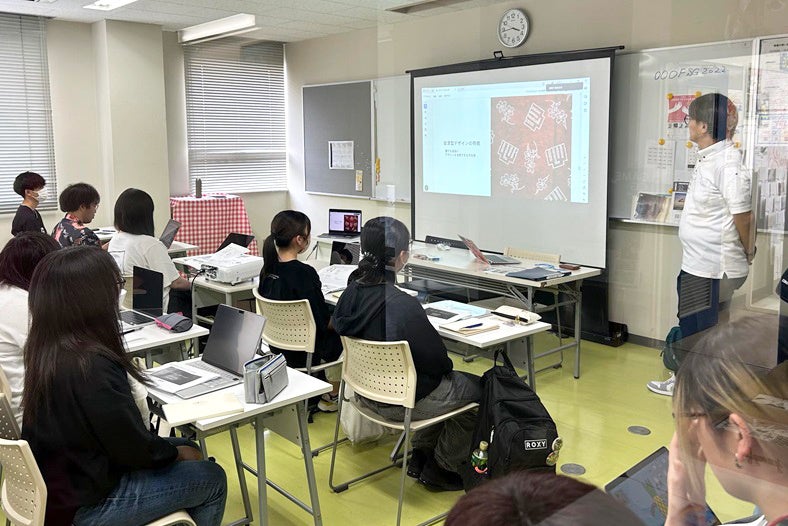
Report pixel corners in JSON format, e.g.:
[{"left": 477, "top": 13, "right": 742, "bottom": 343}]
[{"left": 467, "top": 351, "right": 560, "bottom": 486}]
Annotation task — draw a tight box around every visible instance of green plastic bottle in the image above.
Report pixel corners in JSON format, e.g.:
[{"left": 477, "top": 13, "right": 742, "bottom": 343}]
[{"left": 471, "top": 441, "right": 489, "bottom": 476}]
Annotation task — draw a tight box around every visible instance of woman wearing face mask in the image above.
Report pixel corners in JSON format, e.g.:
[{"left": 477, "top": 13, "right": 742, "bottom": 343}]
[
  {"left": 11, "top": 171, "right": 48, "bottom": 236},
  {"left": 258, "top": 210, "right": 343, "bottom": 411}
]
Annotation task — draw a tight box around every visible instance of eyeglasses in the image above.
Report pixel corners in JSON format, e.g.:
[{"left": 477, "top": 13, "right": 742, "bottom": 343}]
[
  {"left": 684, "top": 115, "right": 692, "bottom": 124},
  {"left": 673, "top": 411, "right": 729, "bottom": 429}
]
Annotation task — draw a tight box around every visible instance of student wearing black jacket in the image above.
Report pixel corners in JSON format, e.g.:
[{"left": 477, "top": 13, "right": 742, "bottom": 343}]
[
  {"left": 332, "top": 216, "right": 481, "bottom": 491},
  {"left": 258, "top": 210, "right": 343, "bottom": 412},
  {"left": 21, "top": 246, "right": 226, "bottom": 526}
]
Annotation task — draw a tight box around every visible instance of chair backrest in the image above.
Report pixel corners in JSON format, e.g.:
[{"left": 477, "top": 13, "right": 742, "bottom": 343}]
[
  {"left": 340, "top": 336, "right": 417, "bottom": 409},
  {"left": 504, "top": 247, "right": 560, "bottom": 265},
  {"left": 0, "top": 438, "right": 47, "bottom": 526},
  {"left": 253, "top": 290, "right": 316, "bottom": 354},
  {"left": 0, "top": 369, "right": 20, "bottom": 440}
]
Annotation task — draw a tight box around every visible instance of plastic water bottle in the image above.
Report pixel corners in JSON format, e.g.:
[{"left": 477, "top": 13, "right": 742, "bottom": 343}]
[{"left": 471, "top": 441, "right": 489, "bottom": 476}]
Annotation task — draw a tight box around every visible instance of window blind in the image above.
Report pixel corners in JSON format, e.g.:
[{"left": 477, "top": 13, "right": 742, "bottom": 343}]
[
  {"left": 184, "top": 38, "right": 286, "bottom": 194},
  {"left": 0, "top": 14, "right": 57, "bottom": 214}
]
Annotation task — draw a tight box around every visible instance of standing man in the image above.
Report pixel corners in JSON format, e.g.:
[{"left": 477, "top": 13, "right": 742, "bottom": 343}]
[
  {"left": 10, "top": 171, "right": 48, "bottom": 236},
  {"left": 51, "top": 183, "right": 102, "bottom": 248},
  {"left": 647, "top": 93, "right": 754, "bottom": 396}
]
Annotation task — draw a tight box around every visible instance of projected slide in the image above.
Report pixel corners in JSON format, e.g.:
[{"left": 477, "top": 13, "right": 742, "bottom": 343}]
[{"left": 421, "top": 78, "right": 590, "bottom": 203}]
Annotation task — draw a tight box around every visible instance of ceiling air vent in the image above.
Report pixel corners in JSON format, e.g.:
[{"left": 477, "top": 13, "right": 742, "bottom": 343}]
[{"left": 387, "top": 0, "right": 473, "bottom": 15}]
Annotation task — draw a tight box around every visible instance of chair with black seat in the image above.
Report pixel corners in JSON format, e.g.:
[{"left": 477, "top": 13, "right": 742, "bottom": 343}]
[{"left": 328, "top": 336, "right": 478, "bottom": 526}]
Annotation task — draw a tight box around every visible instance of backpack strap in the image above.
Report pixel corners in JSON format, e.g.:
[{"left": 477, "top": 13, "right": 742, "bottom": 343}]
[{"left": 494, "top": 349, "right": 517, "bottom": 372}]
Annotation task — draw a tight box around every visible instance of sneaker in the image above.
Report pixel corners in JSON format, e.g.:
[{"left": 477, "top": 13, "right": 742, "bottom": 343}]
[
  {"left": 418, "top": 456, "right": 463, "bottom": 492},
  {"left": 646, "top": 374, "right": 675, "bottom": 396},
  {"left": 317, "top": 393, "right": 339, "bottom": 412},
  {"left": 407, "top": 448, "right": 429, "bottom": 479}
]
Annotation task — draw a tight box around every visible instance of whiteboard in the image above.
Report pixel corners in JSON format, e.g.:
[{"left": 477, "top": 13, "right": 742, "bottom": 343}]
[
  {"left": 609, "top": 40, "right": 754, "bottom": 219},
  {"left": 373, "top": 75, "right": 411, "bottom": 202}
]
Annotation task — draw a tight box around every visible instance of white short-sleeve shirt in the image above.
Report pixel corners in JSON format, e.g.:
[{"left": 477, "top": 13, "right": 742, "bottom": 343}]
[
  {"left": 0, "top": 284, "right": 29, "bottom": 427},
  {"left": 108, "top": 231, "right": 180, "bottom": 311},
  {"left": 678, "top": 140, "right": 751, "bottom": 279}
]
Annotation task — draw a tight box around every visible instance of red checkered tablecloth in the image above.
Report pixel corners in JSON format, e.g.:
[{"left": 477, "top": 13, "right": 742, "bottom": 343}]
[{"left": 170, "top": 193, "right": 259, "bottom": 256}]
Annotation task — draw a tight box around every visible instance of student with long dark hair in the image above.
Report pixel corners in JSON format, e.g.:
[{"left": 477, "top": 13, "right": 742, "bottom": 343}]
[
  {"left": 258, "top": 210, "right": 342, "bottom": 411},
  {"left": 0, "top": 232, "right": 60, "bottom": 426},
  {"left": 332, "top": 216, "right": 482, "bottom": 491},
  {"left": 107, "top": 188, "right": 192, "bottom": 316},
  {"left": 21, "top": 246, "right": 227, "bottom": 526}
]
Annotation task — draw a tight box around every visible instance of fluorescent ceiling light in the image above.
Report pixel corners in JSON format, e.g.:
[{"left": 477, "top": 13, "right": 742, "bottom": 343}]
[
  {"left": 83, "top": 0, "right": 138, "bottom": 11},
  {"left": 179, "top": 13, "right": 257, "bottom": 44}
]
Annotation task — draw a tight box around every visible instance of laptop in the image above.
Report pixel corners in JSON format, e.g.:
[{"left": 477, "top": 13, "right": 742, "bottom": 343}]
[
  {"left": 217, "top": 232, "right": 255, "bottom": 252},
  {"left": 149, "top": 305, "right": 266, "bottom": 399},
  {"left": 458, "top": 235, "right": 520, "bottom": 265},
  {"left": 320, "top": 209, "right": 362, "bottom": 238},
  {"left": 329, "top": 240, "right": 360, "bottom": 265},
  {"left": 605, "top": 447, "right": 721, "bottom": 526},
  {"left": 119, "top": 266, "right": 164, "bottom": 329},
  {"left": 159, "top": 219, "right": 181, "bottom": 249}
]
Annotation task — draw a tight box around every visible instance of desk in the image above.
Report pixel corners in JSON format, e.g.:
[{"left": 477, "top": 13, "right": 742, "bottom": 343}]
[
  {"left": 187, "top": 276, "right": 258, "bottom": 325},
  {"left": 149, "top": 369, "right": 331, "bottom": 526},
  {"left": 94, "top": 228, "right": 198, "bottom": 257},
  {"left": 123, "top": 323, "right": 209, "bottom": 366},
  {"left": 404, "top": 242, "right": 601, "bottom": 380}
]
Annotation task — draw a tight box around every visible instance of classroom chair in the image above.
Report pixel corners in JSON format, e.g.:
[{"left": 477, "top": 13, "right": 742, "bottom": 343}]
[
  {"left": 0, "top": 437, "right": 197, "bottom": 526},
  {"left": 328, "top": 336, "right": 478, "bottom": 526},
  {"left": 252, "top": 290, "right": 344, "bottom": 454},
  {"left": 0, "top": 369, "right": 19, "bottom": 441}
]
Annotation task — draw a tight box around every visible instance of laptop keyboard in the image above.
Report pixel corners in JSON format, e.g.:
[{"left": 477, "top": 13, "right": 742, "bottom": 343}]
[
  {"left": 120, "top": 310, "right": 155, "bottom": 325},
  {"left": 486, "top": 254, "right": 520, "bottom": 264},
  {"left": 188, "top": 360, "right": 239, "bottom": 381}
]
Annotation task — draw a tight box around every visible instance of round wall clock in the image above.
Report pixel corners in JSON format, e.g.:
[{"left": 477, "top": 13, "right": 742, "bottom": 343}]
[{"left": 498, "top": 8, "right": 530, "bottom": 48}]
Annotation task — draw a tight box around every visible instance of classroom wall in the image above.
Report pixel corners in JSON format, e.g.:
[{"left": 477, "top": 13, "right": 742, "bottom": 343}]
[{"left": 284, "top": 0, "right": 787, "bottom": 340}]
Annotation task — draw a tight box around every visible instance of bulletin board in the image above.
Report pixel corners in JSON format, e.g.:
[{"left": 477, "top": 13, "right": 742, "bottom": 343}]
[
  {"left": 303, "top": 77, "right": 412, "bottom": 202},
  {"left": 609, "top": 40, "right": 754, "bottom": 220},
  {"left": 303, "top": 81, "right": 374, "bottom": 197}
]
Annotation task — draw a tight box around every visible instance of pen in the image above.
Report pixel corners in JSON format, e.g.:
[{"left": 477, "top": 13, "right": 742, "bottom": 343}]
[{"left": 462, "top": 322, "right": 483, "bottom": 329}]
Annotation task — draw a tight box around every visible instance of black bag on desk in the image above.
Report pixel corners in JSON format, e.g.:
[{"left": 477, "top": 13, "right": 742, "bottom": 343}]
[{"left": 466, "top": 350, "right": 561, "bottom": 489}]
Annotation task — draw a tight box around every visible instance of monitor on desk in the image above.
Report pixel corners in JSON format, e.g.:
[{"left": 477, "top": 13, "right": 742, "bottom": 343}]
[{"left": 329, "top": 241, "right": 360, "bottom": 265}]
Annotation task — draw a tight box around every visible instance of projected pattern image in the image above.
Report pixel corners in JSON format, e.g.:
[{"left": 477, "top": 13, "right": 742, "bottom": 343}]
[{"left": 491, "top": 94, "right": 573, "bottom": 201}]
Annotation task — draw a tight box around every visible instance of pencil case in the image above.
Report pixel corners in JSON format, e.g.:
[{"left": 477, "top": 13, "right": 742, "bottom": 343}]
[{"left": 243, "top": 353, "right": 288, "bottom": 404}]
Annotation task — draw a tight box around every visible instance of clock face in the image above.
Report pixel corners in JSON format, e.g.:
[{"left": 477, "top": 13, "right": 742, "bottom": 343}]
[{"left": 498, "top": 8, "right": 529, "bottom": 48}]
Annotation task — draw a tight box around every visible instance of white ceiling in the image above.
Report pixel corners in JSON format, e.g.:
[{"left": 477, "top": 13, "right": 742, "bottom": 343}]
[{"left": 0, "top": 0, "right": 505, "bottom": 42}]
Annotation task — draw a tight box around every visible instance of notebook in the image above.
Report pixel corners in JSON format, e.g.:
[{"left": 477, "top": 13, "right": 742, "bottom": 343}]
[
  {"left": 148, "top": 305, "right": 265, "bottom": 399},
  {"left": 605, "top": 447, "right": 721, "bottom": 526},
  {"left": 320, "top": 209, "right": 362, "bottom": 238},
  {"left": 458, "top": 235, "right": 520, "bottom": 265},
  {"left": 119, "top": 266, "right": 164, "bottom": 330},
  {"left": 217, "top": 233, "right": 255, "bottom": 252},
  {"left": 158, "top": 219, "right": 181, "bottom": 249},
  {"left": 506, "top": 267, "right": 571, "bottom": 281},
  {"left": 162, "top": 391, "right": 244, "bottom": 426}
]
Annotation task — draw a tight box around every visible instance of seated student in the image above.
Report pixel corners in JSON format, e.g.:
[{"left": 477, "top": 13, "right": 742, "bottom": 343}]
[
  {"left": 0, "top": 232, "right": 60, "bottom": 427},
  {"left": 332, "top": 216, "right": 482, "bottom": 491},
  {"left": 10, "top": 171, "right": 48, "bottom": 236},
  {"left": 107, "top": 188, "right": 191, "bottom": 317},
  {"left": 51, "top": 182, "right": 102, "bottom": 248},
  {"left": 21, "top": 246, "right": 227, "bottom": 526},
  {"left": 668, "top": 318, "right": 787, "bottom": 526},
  {"left": 446, "top": 471, "right": 645, "bottom": 526},
  {"left": 258, "top": 210, "right": 342, "bottom": 411}
]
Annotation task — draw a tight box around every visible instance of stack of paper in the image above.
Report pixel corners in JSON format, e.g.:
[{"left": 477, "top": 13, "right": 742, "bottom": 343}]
[
  {"left": 441, "top": 318, "right": 500, "bottom": 335},
  {"left": 318, "top": 264, "right": 356, "bottom": 295},
  {"left": 163, "top": 392, "right": 244, "bottom": 426}
]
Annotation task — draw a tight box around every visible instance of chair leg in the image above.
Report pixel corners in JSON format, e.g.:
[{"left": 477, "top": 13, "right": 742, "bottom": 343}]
[
  {"left": 395, "top": 412, "right": 412, "bottom": 526},
  {"left": 328, "top": 382, "right": 398, "bottom": 493}
]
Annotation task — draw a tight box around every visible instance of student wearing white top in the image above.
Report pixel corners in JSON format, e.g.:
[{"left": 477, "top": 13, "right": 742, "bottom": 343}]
[
  {"left": 107, "top": 188, "right": 192, "bottom": 317},
  {"left": 0, "top": 231, "right": 60, "bottom": 426},
  {"left": 648, "top": 93, "right": 754, "bottom": 397}
]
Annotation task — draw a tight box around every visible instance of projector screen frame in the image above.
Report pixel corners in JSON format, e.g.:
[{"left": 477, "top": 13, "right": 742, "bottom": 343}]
[{"left": 407, "top": 46, "right": 622, "bottom": 268}]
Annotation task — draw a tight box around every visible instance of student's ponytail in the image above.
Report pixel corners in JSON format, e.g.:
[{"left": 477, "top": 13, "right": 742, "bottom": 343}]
[
  {"left": 355, "top": 216, "right": 410, "bottom": 285},
  {"left": 261, "top": 210, "right": 311, "bottom": 278}
]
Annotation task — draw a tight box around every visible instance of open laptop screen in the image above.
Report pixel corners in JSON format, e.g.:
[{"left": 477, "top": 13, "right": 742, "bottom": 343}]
[
  {"left": 202, "top": 305, "right": 265, "bottom": 375},
  {"left": 330, "top": 241, "right": 360, "bottom": 265},
  {"left": 217, "top": 233, "right": 255, "bottom": 252},
  {"left": 328, "top": 209, "right": 362, "bottom": 236},
  {"left": 132, "top": 266, "right": 164, "bottom": 318},
  {"left": 159, "top": 219, "right": 181, "bottom": 249}
]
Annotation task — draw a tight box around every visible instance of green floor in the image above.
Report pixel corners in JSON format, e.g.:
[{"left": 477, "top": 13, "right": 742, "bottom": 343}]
[
  {"left": 2, "top": 336, "right": 754, "bottom": 525},
  {"left": 203, "top": 335, "right": 753, "bottom": 525}
]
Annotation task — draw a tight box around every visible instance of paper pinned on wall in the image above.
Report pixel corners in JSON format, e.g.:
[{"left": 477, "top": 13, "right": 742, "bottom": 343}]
[
  {"left": 355, "top": 170, "right": 363, "bottom": 191},
  {"left": 329, "top": 141, "right": 354, "bottom": 170},
  {"left": 645, "top": 140, "right": 675, "bottom": 170}
]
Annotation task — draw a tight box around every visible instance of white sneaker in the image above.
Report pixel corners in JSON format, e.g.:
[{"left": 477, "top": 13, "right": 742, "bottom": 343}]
[
  {"left": 317, "top": 393, "right": 339, "bottom": 412},
  {"left": 646, "top": 374, "right": 675, "bottom": 396}
]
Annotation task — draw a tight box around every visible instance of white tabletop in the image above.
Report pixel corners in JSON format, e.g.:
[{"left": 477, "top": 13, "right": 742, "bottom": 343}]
[
  {"left": 407, "top": 241, "right": 600, "bottom": 288},
  {"left": 94, "top": 228, "right": 198, "bottom": 254},
  {"left": 148, "top": 367, "right": 331, "bottom": 431},
  {"left": 185, "top": 274, "right": 258, "bottom": 293},
  {"left": 123, "top": 323, "right": 208, "bottom": 354},
  {"left": 434, "top": 315, "right": 551, "bottom": 348}
]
